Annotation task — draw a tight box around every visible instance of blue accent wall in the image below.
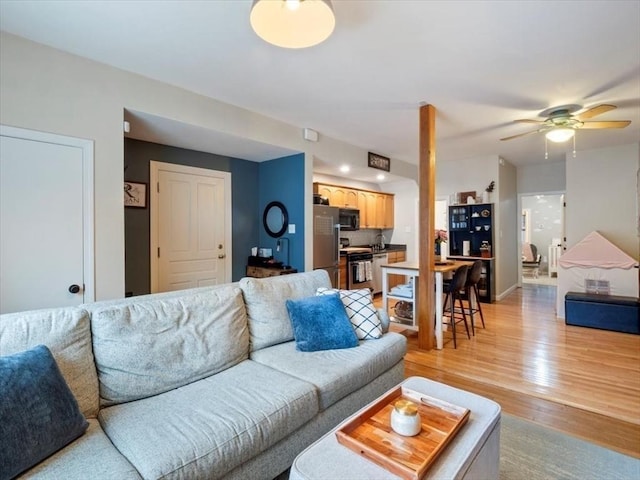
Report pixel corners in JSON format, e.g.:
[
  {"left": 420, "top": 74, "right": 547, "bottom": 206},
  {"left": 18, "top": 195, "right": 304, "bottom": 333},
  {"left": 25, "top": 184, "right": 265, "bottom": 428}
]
[
  {"left": 258, "top": 153, "right": 305, "bottom": 272},
  {"left": 230, "top": 159, "right": 260, "bottom": 280}
]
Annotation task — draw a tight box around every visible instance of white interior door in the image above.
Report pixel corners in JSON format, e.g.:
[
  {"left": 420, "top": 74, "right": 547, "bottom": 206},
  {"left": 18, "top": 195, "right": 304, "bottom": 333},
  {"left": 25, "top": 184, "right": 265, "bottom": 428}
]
[
  {"left": 150, "top": 161, "right": 231, "bottom": 293},
  {"left": 0, "top": 126, "right": 94, "bottom": 313}
]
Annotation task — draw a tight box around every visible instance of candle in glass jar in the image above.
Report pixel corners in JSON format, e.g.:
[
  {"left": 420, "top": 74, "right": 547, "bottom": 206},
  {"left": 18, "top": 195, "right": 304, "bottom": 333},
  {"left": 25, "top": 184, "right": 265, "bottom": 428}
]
[{"left": 391, "top": 399, "right": 421, "bottom": 436}]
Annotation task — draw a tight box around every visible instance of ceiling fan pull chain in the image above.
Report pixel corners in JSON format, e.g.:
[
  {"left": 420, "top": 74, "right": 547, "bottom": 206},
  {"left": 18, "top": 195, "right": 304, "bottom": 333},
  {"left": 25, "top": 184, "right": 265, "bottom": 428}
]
[
  {"left": 572, "top": 135, "right": 577, "bottom": 158},
  {"left": 544, "top": 137, "right": 548, "bottom": 159}
]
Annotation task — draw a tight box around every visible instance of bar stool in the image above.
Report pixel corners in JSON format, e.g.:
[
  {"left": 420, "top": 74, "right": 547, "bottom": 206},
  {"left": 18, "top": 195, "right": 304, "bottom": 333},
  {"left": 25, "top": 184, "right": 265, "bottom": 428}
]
[
  {"left": 442, "top": 264, "right": 470, "bottom": 348},
  {"left": 464, "top": 260, "right": 486, "bottom": 334}
]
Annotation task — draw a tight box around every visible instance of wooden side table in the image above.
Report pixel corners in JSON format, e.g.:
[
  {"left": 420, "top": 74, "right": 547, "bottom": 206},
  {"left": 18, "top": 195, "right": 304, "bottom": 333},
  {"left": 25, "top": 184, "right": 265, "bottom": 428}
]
[{"left": 245, "top": 265, "right": 298, "bottom": 278}]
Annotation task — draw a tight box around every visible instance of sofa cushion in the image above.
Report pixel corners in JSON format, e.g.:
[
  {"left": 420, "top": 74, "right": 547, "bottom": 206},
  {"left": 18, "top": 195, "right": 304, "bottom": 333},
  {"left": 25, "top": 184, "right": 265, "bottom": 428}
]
[
  {"left": 251, "top": 332, "right": 407, "bottom": 410},
  {"left": 286, "top": 294, "right": 359, "bottom": 352},
  {"left": 240, "top": 270, "right": 332, "bottom": 351},
  {"left": 91, "top": 286, "right": 249, "bottom": 406},
  {"left": 0, "top": 307, "right": 99, "bottom": 418},
  {"left": 98, "top": 360, "right": 318, "bottom": 480},
  {"left": 317, "top": 287, "right": 383, "bottom": 339},
  {"left": 19, "top": 419, "right": 141, "bottom": 479},
  {"left": 0, "top": 345, "right": 89, "bottom": 479}
]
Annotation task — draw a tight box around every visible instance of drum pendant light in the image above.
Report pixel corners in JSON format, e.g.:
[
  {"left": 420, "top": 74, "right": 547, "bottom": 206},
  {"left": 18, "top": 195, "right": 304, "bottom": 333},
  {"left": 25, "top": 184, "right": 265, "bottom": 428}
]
[{"left": 250, "top": 0, "right": 336, "bottom": 49}]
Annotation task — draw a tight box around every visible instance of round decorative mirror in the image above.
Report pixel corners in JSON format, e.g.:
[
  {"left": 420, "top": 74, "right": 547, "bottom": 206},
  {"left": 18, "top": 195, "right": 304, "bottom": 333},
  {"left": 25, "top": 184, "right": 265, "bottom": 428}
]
[{"left": 263, "top": 201, "right": 289, "bottom": 238}]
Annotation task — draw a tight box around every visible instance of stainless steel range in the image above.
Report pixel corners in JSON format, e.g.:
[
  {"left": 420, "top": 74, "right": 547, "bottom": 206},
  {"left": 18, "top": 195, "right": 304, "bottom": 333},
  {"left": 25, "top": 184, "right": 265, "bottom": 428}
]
[{"left": 341, "top": 247, "right": 374, "bottom": 291}]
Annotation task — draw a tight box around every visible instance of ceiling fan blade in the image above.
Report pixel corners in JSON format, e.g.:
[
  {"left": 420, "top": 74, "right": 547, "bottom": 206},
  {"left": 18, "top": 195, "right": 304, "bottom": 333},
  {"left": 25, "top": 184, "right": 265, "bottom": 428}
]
[
  {"left": 514, "top": 119, "right": 545, "bottom": 124},
  {"left": 580, "top": 120, "right": 631, "bottom": 129},
  {"left": 500, "top": 129, "right": 540, "bottom": 141},
  {"left": 576, "top": 104, "right": 616, "bottom": 120}
]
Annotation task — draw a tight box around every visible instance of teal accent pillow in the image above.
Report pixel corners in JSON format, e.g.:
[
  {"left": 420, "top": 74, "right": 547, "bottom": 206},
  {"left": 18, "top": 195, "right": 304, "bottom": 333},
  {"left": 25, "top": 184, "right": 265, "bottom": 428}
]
[
  {"left": 286, "top": 294, "right": 359, "bottom": 352},
  {"left": 0, "top": 345, "right": 89, "bottom": 479}
]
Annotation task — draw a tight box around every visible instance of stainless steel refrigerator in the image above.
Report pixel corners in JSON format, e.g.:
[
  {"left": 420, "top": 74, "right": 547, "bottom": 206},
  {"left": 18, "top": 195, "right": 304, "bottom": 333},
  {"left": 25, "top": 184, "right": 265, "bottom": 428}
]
[{"left": 313, "top": 205, "right": 340, "bottom": 288}]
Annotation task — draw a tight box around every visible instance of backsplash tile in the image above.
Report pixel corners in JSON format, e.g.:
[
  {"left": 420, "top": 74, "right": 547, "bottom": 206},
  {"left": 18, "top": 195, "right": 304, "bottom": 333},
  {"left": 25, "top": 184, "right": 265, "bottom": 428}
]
[{"left": 341, "top": 229, "right": 392, "bottom": 247}]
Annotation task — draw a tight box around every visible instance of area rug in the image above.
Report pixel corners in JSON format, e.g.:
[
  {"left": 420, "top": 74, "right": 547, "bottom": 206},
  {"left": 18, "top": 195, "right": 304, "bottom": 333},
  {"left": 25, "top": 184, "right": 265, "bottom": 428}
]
[{"left": 500, "top": 414, "right": 640, "bottom": 480}]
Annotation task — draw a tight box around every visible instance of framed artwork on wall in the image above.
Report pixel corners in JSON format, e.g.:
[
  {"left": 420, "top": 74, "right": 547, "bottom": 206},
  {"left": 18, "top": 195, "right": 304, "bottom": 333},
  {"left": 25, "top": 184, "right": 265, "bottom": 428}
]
[
  {"left": 124, "top": 181, "right": 146, "bottom": 208},
  {"left": 368, "top": 152, "right": 390, "bottom": 172}
]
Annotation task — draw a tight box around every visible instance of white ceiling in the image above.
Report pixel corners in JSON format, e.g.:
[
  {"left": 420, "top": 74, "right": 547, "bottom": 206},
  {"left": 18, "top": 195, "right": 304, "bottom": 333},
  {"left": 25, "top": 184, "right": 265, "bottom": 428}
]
[{"left": 1, "top": 0, "right": 639, "bottom": 183}]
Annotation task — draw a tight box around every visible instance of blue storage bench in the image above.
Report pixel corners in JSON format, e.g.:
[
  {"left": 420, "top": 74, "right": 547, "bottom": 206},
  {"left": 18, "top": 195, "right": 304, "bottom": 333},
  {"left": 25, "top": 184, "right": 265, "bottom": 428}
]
[{"left": 565, "top": 292, "right": 639, "bottom": 334}]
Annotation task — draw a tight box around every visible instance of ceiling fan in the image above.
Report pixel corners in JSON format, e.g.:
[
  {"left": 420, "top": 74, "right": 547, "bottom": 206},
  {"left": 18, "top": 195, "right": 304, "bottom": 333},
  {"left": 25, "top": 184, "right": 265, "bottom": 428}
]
[{"left": 500, "top": 104, "right": 631, "bottom": 142}]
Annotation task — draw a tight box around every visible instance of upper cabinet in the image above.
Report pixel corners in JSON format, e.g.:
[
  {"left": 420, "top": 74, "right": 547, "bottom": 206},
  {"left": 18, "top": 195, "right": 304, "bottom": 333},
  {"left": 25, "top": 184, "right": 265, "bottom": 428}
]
[{"left": 314, "top": 182, "right": 394, "bottom": 229}]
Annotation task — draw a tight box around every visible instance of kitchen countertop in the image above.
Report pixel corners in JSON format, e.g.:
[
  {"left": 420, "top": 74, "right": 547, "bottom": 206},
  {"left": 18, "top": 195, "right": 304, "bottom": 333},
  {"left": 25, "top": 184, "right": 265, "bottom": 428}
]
[
  {"left": 339, "top": 244, "right": 406, "bottom": 256},
  {"left": 447, "top": 255, "right": 495, "bottom": 260},
  {"left": 375, "top": 244, "right": 406, "bottom": 254}
]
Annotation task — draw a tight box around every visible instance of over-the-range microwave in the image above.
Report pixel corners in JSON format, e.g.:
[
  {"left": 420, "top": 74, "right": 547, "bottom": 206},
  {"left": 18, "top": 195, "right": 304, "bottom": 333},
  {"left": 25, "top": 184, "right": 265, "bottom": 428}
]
[{"left": 339, "top": 208, "right": 360, "bottom": 231}]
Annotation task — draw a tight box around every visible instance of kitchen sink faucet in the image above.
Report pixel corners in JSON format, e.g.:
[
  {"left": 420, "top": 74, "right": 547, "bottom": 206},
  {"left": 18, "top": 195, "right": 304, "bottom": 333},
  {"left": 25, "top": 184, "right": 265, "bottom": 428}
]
[{"left": 375, "top": 233, "right": 387, "bottom": 250}]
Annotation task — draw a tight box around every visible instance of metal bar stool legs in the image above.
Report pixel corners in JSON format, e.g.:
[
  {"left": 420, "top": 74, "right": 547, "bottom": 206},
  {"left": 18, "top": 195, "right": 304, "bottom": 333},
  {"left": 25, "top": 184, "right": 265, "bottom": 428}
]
[
  {"left": 464, "top": 260, "right": 486, "bottom": 334},
  {"left": 471, "top": 282, "right": 485, "bottom": 328},
  {"left": 442, "top": 265, "right": 470, "bottom": 349}
]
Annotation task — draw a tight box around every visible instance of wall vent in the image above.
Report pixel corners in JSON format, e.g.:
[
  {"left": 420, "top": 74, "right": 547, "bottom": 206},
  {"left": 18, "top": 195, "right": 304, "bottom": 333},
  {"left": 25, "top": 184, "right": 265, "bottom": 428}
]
[{"left": 585, "top": 279, "right": 610, "bottom": 295}]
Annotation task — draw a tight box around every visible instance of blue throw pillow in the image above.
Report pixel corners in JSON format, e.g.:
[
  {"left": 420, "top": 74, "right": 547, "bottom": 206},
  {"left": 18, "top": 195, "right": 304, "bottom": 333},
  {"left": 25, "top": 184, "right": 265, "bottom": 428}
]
[
  {"left": 0, "top": 345, "right": 89, "bottom": 479},
  {"left": 286, "top": 294, "right": 359, "bottom": 352}
]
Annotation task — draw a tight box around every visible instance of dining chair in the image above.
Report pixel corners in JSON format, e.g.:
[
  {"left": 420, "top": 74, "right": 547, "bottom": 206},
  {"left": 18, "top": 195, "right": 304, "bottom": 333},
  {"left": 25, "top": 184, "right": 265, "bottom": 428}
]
[
  {"left": 442, "top": 264, "right": 470, "bottom": 348},
  {"left": 464, "top": 260, "right": 486, "bottom": 334}
]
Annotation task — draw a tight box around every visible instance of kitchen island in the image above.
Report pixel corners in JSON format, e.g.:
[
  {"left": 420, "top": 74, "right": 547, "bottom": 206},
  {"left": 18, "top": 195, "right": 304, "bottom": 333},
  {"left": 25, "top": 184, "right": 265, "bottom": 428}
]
[{"left": 381, "top": 260, "right": 473, "bottom": 349}]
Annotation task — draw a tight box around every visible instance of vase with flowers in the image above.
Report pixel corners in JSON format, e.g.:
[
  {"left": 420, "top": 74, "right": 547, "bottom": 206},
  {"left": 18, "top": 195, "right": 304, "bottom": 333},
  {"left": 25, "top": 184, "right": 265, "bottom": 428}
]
[{"left": 434, "top": 229, "right": 448, "bottom": 261}]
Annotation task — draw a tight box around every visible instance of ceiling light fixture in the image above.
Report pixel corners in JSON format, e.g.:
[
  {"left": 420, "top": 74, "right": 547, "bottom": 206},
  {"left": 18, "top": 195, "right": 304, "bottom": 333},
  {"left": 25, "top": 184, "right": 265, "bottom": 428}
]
[
  {"left": 250, "top": 0, "right": 336, "bottom": 49},
  {"left": 544, "top": 128, "right": 577, "bottom": 160},
  {"left": 339, "top": 165, "right": 350, "bottom": 173},
  {"left": 545, "top": 127, "right": 575, "bottom": 143}
]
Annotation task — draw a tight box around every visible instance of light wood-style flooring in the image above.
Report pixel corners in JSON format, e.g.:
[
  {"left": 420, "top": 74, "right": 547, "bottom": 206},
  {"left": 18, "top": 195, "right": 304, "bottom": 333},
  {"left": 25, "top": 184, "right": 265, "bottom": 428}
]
[{"left": 378, "top": 284, "right": 640, "bottom": 458}]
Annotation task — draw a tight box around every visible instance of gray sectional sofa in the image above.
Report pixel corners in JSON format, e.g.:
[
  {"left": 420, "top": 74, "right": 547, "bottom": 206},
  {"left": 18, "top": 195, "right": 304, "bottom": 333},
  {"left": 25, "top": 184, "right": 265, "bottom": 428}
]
[{"left": 0, "top": 270, "right": 407, "bottom": 479}]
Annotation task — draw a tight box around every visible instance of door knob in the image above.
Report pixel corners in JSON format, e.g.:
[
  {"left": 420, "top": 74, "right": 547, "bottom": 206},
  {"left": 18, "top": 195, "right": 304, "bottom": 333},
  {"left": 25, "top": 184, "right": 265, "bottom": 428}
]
[
  {"left": 68, "top": 284, "right": 81, "bottom": 294},
  {"left": 218, "top": 254, "right": 226, "bottom": 259}
]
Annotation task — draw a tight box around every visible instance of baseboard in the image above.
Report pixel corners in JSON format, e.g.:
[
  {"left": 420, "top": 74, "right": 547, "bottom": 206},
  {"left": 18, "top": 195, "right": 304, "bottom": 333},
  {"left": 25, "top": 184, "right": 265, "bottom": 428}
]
[{"left": 496, "top": 284, "right": 518, "bottom": 301}]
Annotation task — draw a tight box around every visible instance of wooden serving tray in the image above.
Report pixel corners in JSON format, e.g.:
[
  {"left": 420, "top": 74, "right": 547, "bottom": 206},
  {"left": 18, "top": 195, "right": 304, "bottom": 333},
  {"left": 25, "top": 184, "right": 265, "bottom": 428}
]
[{"left": 335, "top": 386, "right": 470, "bottom": 480}]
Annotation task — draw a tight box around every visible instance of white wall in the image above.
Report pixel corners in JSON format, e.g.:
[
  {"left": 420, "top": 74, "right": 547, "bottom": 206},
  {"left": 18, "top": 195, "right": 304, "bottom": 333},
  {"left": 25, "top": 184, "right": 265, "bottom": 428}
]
[
  {"left": 0, "top": 32, "right": 418, "bottom": 299},
  {"left": 436, "top": 154, "right": 498, "bottom": 201},
  {"left": 517, "top": 161, "right": 566, "bottom": 194},
  {"left": 496, "top": 158, "right": 518, "bottom": 297},
  {"left": 566, "top": 143, "right": 639, "bottom": 258},
  {"left": 383, "top": 180, "right": 419, "bottom": 261}
]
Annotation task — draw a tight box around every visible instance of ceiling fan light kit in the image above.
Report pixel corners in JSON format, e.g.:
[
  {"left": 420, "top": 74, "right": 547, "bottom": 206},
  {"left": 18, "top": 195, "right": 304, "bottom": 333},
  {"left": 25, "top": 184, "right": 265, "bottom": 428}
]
[
  {"left": 545, "top": 127, "right": 575, "bottom": 143},
  {"left": 250, "top": 0, "right": 336, "bottom": 49},
  {"left": 500, "top": 103, "right": 631, "bottom": 159}
]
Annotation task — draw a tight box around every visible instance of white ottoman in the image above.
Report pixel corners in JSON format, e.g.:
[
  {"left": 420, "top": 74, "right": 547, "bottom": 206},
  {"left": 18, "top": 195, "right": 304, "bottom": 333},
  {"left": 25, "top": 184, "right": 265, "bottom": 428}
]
[{"left": 289, "top": 376, "right": 501, "bottom": 480}]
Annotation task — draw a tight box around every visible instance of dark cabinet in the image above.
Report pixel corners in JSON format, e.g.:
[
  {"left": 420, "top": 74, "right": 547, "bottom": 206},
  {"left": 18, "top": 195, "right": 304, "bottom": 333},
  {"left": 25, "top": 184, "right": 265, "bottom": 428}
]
[
  {"left": 448, "top": 203, "right": 495, "bottom": 303},
  {"left": 448, "top": 203, "right": 494, "bottom": 257}
]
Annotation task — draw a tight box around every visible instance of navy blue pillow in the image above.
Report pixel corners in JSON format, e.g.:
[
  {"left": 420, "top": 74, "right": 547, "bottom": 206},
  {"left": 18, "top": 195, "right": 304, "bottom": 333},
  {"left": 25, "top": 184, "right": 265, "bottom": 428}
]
[
  {"left": 0, "top": 345, "right": 89, "bottom": 479},
  {"left": 286, "top": 294, "right": 359, "bottom": 352}
]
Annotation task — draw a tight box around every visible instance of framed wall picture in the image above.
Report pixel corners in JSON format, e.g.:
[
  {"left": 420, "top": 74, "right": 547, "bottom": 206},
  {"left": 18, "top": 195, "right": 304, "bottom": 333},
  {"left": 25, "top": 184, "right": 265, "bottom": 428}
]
[
  {"left": 124, "top": 181, "right": 147, "bottom": 208},
  {"left": 459, "top": 191, "right": 477, "bottom": 204},
  {"left": 368, "top": 152, "right": 390, "bottom": 172}
]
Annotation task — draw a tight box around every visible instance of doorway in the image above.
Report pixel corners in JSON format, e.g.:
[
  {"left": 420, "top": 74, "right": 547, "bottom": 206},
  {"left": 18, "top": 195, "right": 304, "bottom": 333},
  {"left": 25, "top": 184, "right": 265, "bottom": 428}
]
[
  {"left": 519, "top": 193, "right": 564, "bottom": 287},
  {"left": 150, "top": 161, "right": 231, "bottom": 293}
]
